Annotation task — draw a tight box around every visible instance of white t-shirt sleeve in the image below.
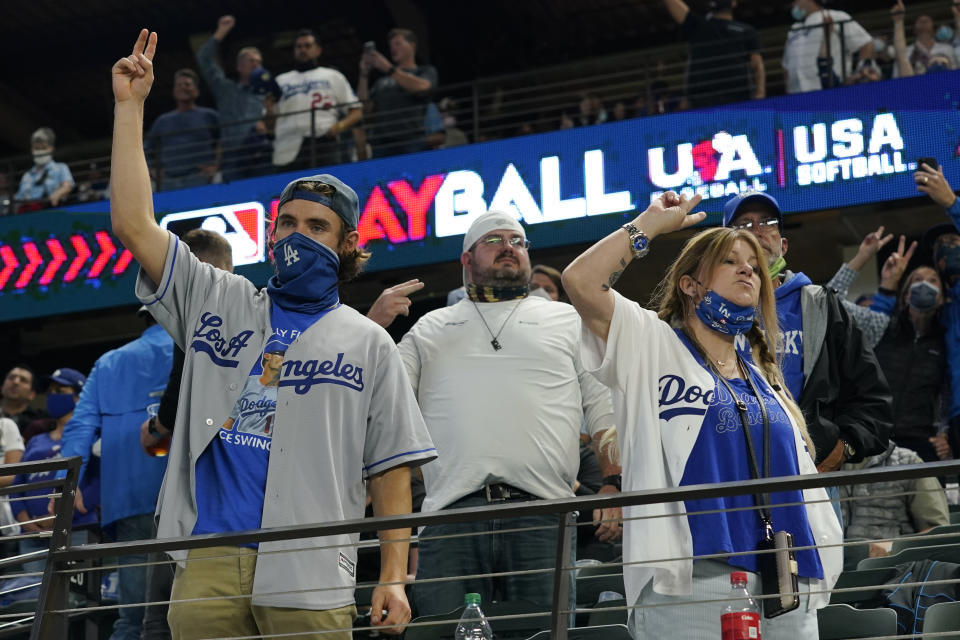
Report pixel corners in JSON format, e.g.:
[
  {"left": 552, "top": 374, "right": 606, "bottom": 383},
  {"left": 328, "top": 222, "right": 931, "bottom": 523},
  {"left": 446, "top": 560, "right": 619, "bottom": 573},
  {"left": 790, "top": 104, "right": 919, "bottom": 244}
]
[
  {"left": 0, "top": 418, "right": 24, "bottom": 456},
  {"left": 396, "top": 328, "right": 423, "bottom": 394},
  {"left": 580, "top": 290, "right": 666, "bottom": 392},
  {"left": 577, "top": 352, "right": 616, "bottom": 438},
  {"left": 840, "top": 15, "right": 872, "bottom": 54}
]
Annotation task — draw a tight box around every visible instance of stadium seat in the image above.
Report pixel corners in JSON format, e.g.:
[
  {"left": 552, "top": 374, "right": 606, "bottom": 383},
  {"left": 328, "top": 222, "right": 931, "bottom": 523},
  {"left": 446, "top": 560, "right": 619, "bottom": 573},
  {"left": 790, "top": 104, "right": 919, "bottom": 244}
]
[
  {"left": 829, "top": 568, "right": 896, "bottom": 608},
  {"left": 585, "top": 597, "right": 627, "bottom": 626},
  {"left": 923, "top": 600, "right": 960, "bottom": 638},
  {"left": 857, "top": 543, "right": 960, "bottom": 571},
  {"left": 891, "top": 524, "right": 960, "bottom": 555},
  {"left": 817, "top": 604, "right": 898, "bottom": 640},
  {"left": 574, "top": 563, "right": 625, "bottom": 608},
  {"left": 525, "top": 624, "right": 631, "bottom": 639}
]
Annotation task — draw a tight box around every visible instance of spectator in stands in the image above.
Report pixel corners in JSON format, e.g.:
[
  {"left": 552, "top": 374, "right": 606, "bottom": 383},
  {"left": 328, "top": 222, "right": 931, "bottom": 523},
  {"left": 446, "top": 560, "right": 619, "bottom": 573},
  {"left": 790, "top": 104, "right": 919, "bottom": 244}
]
[
  {"left": 0, "top": 413, "right": 24, "bottom": 543},
  {"left": 663, "top": 0, "right": 765, "bottom": 108},
  {"left": 914, "top": 161, "right": 960, "bottom": 460},
  {"left": 12, "top": 368, "right": 97, "bottom": 574},
  {"left": 562, "top": 192, "right": 842, "bottom": 638},
  {"left": 783, "top": 0, "right": 874, "bottom": 93},
  {"left": 840, "top": 440, "right": 949, "bottom": 556},
  {"left": 892, "top": 0, "right": 956, "bottom": 77},
  {"left": 437, "top": 97, "right": 468, "bottom": 147},
  {"left": 14, "top": 128, "right": 74, "bottom": 212},
  {"left": 723, "top": 192, "right": 893, "bottom": 500},
  {"left": 530, "top": 264, "right": 565, "bottom": 302},
  {"left": 0, "top": 365, "right": 46, "bottom": 436},
  {"left": 357, "top": 28, "right": 438, "bottom": 158},
  {"left": 814, "top": 12, "right": 882, "bottom": 88},
  {"left": 145, "top": 69, "right": 220, "bottom": 190},
  {"left": 56, "top": 308, "right": 173, "bottom": 640},
  {"left": 196, "top": 15, "right": 273, "bottom": 182},
  {"left": 111, "top": 29, "right": 436, "bottom": 638},
  {"left": 561, "top": 92, "right": 608, "bottom": 129},
  {"left": 271, "top": 29, "right": 362, "bottom": 171},
  {"left": 399, "top": 210, "right": 618, "bottom": 617}
]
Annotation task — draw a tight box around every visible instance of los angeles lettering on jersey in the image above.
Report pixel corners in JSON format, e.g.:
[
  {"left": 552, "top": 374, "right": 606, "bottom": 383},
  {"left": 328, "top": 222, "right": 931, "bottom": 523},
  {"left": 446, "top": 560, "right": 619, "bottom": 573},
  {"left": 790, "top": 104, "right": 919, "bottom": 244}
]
[
  {"left": 279, "top": 353, "right": 364, "bottom": 394},
  {"left": 191, "top": 312, "right": 255, "bottom": 367}
]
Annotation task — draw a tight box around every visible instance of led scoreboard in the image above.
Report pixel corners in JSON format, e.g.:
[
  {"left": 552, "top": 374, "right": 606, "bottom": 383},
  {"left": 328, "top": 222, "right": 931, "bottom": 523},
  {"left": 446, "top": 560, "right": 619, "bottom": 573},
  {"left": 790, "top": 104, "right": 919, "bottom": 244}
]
[{"left": 3, "top": 71, "right": 960, "bottom": 322}]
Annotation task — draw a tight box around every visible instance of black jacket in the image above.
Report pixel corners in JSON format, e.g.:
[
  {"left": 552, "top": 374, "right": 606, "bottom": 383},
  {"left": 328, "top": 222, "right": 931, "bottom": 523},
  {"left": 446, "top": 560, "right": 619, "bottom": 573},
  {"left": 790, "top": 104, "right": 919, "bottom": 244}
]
[
  {"left": 797, "top": 283, "right": 893, "bottom": 464},
  {"left": 874, "top": 315, "right": 948, "bottom": 442}
]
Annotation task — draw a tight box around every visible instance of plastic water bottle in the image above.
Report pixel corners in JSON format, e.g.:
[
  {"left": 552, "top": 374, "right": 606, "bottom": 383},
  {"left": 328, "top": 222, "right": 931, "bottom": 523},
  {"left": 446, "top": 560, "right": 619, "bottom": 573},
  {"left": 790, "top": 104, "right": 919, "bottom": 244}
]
[
  {"left": 721, "top": 572, "right": 761, "bottom": 640},
  {"left": 455, "top": 593, "right": 493, "bottom": 640}
]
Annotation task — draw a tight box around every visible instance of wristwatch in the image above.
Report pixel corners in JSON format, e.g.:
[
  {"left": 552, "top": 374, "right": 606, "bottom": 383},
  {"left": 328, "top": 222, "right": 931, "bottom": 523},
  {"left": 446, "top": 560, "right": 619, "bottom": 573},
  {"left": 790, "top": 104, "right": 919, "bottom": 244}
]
[
  {"left": 622, "top": 223, "right": 650, "bottom": 259},
  {"left": 841, "top": 439, "right": 855, "bottom": 460}
]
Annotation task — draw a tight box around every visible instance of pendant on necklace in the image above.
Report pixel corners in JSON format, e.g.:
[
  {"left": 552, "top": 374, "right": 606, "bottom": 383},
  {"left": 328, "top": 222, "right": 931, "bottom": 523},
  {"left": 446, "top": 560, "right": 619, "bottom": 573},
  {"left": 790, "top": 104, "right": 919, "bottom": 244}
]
[
  {"left": 716, "top": 359, "right": 726, "bottom": 367},
  {"left": 491, "top": 339, "right": 502, "bottom": 351}
]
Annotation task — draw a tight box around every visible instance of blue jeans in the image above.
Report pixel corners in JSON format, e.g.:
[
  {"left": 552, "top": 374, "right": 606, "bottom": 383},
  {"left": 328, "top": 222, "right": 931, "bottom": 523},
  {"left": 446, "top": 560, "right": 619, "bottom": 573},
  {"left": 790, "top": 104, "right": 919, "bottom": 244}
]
[
  {"left": 111, "top": 514, "right": 155, "bottom": 640},
  {"left": 413, "top": 494, "right": 576, "bottom": 618}
]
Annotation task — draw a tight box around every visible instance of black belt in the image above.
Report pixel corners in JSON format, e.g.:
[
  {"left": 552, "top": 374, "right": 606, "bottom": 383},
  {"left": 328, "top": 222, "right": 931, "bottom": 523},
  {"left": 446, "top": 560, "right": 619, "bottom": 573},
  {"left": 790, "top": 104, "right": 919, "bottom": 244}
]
[{"left": 471, "top": 483, "right": 539, "bottom": 503}]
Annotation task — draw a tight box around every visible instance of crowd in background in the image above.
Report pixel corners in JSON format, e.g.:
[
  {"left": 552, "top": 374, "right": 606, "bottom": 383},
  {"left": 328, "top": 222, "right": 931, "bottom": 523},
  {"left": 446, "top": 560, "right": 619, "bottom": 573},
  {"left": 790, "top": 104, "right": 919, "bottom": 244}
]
[{"left": 5, "top": 1, "right": 960, "bottom": 215}]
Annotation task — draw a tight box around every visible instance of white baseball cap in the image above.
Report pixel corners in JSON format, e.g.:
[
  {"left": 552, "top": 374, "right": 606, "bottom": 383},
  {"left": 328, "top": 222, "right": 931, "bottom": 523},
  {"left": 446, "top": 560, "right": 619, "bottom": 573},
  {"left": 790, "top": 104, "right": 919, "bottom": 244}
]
[{"left": 461, "top": 210, "right": 528, "bottom": 286}]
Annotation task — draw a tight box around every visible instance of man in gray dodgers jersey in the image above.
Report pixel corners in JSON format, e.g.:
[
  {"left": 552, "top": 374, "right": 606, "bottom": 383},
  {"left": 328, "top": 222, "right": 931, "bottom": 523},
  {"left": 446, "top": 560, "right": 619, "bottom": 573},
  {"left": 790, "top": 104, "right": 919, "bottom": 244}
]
[{"left": 109, "top": 31, "right": 436, "bottom": 640}]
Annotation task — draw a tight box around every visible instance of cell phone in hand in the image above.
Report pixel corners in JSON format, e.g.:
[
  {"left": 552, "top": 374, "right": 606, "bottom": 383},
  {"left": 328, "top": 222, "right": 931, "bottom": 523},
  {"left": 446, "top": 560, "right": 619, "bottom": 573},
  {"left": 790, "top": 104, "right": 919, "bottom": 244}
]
[
  {"left": 363, "top": 41, "right": 377, "bottom": 53},
  {"left": 918, "top": 157, "right": 939, "bottom": 171}
]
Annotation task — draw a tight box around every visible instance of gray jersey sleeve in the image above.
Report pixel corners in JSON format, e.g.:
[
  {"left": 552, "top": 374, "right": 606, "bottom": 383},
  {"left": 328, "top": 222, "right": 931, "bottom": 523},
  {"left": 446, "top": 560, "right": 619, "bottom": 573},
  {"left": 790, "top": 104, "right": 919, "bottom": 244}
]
[
  {"left": 135, "top": 232, "right": 256, "bottom": 349},
  {"left": 396, "top": 327, "right": 423, "bottom": 394},
  {"left": 362, "top": 334, "right": 436, "bottom": 479}
]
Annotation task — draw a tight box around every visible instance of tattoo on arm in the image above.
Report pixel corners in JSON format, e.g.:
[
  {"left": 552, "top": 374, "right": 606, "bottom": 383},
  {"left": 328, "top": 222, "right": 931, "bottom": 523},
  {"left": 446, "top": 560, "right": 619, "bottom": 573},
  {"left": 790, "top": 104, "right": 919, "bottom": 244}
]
[{"left": 601, "top": 258, "right": 628, "bottom": 291}]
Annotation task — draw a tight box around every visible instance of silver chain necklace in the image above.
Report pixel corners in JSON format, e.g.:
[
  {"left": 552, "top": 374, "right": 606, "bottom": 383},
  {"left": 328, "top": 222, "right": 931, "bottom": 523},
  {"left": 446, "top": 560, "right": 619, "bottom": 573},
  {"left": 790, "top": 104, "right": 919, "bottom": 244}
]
[{"left": 470, "top": 299, "right": 524, "bottom": 351}]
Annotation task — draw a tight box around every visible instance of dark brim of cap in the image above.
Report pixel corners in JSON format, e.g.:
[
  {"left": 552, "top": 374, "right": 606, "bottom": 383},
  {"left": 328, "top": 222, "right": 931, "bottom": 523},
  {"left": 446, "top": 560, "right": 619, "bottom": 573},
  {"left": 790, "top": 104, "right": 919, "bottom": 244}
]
[{"left": 922, "top": 222, "right": 960, "bottom": 252}]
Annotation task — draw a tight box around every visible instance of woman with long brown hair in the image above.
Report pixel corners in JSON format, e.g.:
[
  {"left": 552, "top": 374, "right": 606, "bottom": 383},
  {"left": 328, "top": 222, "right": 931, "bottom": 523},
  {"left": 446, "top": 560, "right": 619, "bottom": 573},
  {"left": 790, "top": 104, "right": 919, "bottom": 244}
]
[{"left": 562, "top": 192, "right": 841, "bottom": 639}]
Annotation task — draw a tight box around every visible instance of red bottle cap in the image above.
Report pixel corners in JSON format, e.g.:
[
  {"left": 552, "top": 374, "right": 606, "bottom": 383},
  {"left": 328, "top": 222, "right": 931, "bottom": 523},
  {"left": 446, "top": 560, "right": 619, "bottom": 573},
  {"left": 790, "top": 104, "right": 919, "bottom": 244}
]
[{"left": 730, "top": 571, "right": 748, "bottom": 584}]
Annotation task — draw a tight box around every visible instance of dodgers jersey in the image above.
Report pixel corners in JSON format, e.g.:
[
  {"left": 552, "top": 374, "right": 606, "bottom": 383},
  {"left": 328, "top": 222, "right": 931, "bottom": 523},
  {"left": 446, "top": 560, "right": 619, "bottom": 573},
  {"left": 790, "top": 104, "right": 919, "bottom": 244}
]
[
  {"left": 273, "top": 66, "right": 358, "bottom": 165},
  {"left": 580, "top": 291, "right": 842, "bottom": 610},
  {"left": 136, "top": 232, "right": 436, "bottom": 610}
]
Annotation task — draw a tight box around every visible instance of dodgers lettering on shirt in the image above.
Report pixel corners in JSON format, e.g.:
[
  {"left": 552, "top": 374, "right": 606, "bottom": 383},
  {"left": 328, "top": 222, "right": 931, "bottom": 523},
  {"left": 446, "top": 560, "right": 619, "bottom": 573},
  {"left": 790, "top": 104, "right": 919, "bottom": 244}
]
[
  {"left": 773, "top": 273, "right": 810, "bottom": 400},
  {"left": 192, "top": 302, "right": 332, "bottom": 542},
  {"left": 674, "top": 331, "right": 823, "bottom": 579}
]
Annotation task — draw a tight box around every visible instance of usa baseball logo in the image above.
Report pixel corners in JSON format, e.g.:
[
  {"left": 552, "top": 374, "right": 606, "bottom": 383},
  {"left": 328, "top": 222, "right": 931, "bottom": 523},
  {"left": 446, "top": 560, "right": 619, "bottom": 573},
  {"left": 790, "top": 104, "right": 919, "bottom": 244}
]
[{"left": 159, "top": 202, "right": 265, "bottom": 267}]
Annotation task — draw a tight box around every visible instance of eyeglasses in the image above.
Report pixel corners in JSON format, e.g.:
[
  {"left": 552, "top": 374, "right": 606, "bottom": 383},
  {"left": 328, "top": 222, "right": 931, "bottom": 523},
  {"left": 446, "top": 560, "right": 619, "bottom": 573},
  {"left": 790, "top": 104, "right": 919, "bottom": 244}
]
[
  {"left": 478, "top": 234, "right": 531, "bottom": 249},
  {"left": 731, "top": 218, "right": 779, "bottom": 232}
]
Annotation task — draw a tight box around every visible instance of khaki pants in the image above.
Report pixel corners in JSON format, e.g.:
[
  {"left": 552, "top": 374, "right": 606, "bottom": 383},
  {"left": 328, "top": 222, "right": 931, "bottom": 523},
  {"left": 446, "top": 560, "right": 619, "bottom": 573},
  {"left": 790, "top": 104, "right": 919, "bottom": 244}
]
[{"left": 168, "top": 546, "right": 356, "bottom": 640}]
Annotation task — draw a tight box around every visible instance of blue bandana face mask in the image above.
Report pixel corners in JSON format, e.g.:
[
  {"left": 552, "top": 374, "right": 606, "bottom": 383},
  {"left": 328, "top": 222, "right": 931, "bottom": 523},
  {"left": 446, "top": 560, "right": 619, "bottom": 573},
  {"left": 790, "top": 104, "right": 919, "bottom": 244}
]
[
  {"left": 267, "top": 232, "right": 341, "bottom": 313},
  {"left": 694, "top": 287, "right": 757, "bottom": 336},
  {"left": 46, "top": 393, "right": 75, "bottom": 419}
]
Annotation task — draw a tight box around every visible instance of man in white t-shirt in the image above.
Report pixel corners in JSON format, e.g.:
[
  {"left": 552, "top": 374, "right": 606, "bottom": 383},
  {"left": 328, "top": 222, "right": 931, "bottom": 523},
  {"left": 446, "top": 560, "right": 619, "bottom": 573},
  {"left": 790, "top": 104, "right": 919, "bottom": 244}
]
[
  {"left": 782, "top": 0, "right": 874, "bottom": 93},
  {"left": 398, "top": 210, "right": 618, "bottom": 617},
  {"left": 272, "top": 29, "right": 362, "bottom": 170}
]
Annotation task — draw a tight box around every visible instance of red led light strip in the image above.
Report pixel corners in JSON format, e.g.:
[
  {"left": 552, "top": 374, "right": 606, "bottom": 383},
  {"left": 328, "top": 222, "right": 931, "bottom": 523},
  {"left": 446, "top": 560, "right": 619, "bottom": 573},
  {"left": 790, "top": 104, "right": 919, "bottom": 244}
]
[{"left": 0, "top": 230, "right": 136, "bottom": 292}]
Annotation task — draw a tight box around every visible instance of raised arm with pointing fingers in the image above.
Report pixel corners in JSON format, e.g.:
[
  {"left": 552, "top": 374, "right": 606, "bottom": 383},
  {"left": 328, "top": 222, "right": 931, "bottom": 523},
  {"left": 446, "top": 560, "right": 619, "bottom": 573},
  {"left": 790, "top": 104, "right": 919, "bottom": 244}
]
[{"left": 110, "top": 29, "right": 169, "bottom": 286}]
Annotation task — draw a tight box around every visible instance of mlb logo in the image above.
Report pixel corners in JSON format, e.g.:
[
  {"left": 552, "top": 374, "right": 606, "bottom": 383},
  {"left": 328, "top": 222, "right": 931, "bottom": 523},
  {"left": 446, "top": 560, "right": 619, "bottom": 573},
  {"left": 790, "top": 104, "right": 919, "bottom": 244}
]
[{"left": 159, "top": 202, "right": 266, "bottom": 267}]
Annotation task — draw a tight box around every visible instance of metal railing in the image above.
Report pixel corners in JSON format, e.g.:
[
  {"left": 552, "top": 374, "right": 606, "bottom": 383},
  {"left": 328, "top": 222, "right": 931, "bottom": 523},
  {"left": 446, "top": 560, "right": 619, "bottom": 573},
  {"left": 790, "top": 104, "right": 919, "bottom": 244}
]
[{"left": 18, "top": 458, "right": 960, "bottom": 639}]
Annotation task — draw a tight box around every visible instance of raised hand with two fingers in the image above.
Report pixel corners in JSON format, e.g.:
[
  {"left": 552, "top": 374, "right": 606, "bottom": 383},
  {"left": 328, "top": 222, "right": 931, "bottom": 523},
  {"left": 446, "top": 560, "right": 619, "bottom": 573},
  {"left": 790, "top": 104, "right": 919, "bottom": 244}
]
[{"left": 112, "top": 29, "right": 158, "bottom": 104}]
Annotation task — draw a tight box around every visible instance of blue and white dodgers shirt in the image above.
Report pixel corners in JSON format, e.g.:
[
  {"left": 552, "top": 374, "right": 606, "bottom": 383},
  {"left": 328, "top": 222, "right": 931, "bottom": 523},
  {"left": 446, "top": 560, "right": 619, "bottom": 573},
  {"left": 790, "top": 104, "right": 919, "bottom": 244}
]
[
  {"left": 136, "top": 232, "right": 436, "bottom": 610},
  {"left": 580, "top": 291, "right": 842, "bottom": 610}
]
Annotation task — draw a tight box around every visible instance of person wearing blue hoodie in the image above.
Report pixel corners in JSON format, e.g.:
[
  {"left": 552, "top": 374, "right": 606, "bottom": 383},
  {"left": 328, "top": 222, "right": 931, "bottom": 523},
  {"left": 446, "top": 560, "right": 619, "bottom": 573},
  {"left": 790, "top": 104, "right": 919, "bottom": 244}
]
[{"left": 723, "top": 192, "right": 892, "bottom": 483}]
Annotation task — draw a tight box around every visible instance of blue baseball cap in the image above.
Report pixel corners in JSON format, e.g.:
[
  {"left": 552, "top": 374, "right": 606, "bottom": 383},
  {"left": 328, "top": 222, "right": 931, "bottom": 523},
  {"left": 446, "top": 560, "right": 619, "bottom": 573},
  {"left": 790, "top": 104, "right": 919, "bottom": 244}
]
[
  {"left": 48, "top": 368, "right": 86, "bottom": 393},
  {"left": 722, "top": 191, "right": 782, "bottom": 229},
  {"left": 248, "top": 67, "right": 282, "bottom": 101},
  {"left": 277, "top": 174, "right": 360, "bottom": 231}
]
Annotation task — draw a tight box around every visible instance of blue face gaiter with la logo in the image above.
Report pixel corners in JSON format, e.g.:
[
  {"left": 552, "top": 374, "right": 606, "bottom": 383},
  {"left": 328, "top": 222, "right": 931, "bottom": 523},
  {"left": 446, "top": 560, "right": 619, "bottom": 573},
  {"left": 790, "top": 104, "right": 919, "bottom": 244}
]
[{"left": 267, "top": 232, "right": 341, "bottom": 313}]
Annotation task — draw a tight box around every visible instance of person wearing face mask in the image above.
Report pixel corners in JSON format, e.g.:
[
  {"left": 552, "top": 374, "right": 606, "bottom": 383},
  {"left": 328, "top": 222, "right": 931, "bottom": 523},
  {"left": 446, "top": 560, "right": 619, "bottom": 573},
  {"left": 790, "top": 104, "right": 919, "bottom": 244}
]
[
  {"left": 871, "top": 267, "right": 954, "bottom": 465},
  {"left": 271, "top": 29, "right": 362, "bottom": 171},
  {"left": 109, "top": 30, "right": 436, "bottom": 639},
  {"left": 11, "top": 368, "right": 99, "bottom": 575},
  {"left": 14, "top": 127, "right": 74, "bottom": 212},
  {"left": 914, "top": 161, "right": 960, "bottom": 462},
  {"left": 562, "top": 192, "right": 842, "bottom": 639},
  {"left": 891, "top": 0, "right": 957, "bottom": 77},
  {"left": 783, "top": 0, "right": 875, "bottom": 93}
]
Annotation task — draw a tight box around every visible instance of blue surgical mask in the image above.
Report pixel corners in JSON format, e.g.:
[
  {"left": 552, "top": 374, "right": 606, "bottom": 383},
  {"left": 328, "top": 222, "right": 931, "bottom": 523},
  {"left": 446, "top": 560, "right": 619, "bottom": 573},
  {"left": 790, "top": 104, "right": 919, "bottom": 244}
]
[
  {"left": 908, "top": 281, "right": 940, "bottom": 312},
  {"left": 791, "top": 5, "right": 807, "bottom": 22},
  {"left": 936, "top": 25, "right": 954, "bottom": 43},
  {"left": 267, "top": 232, "right": 341, "bottom": 313},
  {"left": 695, "top": 289, "right": 757, "bottom": 336},
  {"left": 46, "top": 393, "right": 75, "bottom": 419},
  {"left": 927, "top": 63, "right": 951, "bottom": 73}
]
